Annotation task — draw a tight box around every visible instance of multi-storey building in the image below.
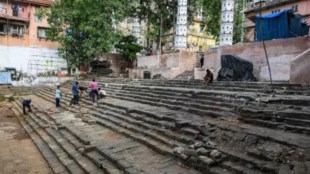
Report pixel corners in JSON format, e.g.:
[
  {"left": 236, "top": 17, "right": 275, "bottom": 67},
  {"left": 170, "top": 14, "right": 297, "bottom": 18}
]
[
  {"left": 0, "top": 0, "right": 66, "bottom": 75},
  {"left": 244, "top": 0, "right": 310, "bottom": 41}
]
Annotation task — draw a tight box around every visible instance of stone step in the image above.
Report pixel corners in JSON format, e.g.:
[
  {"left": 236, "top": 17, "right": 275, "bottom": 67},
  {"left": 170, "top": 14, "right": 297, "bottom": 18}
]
[
  {"left": 37, "top": 89, "right": 308, "bottom": 171},
  {"left": 32, "top": 93, "right": 144, "bottom": 174},
  {"left": 13, "top": 101, "right": 86, "bottom": 174},
  {"left": 15, "top": 101, "right": 106, "bottom": 174},
  {"left": 10, "top": 103, "right": 70, "bottom": 174},
  {"left": 99, "top": 105, "right": 194, "bottom": 144},
  {"left": 35, "top": 91, "right": 197, "bottom": 173},
  {"left": 37, "top": 90, "right": 239, "bottom": 173},
  {"left": 106, "top": 88, "right": 234, "bottom": 112},
  {"left": 221, "top": 161, "right": 264, "bottom": 174},
  {"left": 89, "top": 109, "right": 186, "bottom": 148}
]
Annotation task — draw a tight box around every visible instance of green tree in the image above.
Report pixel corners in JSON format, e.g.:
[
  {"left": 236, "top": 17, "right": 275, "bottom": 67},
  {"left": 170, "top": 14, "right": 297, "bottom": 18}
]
[
  {"left": 201, "top": 0, "right": 247, "bottom": 44},
  {"left": 45, "top": 0, "right": 130, "bottom": 70},
  {"left": 201, "top": 0, "right": 221, "bottom": 42},
  {"left": 115, "top": 35, "right": 144, "bottom": 68},
  {"left": 233, "top": 0, "right": 248, "bottom": 44},
  {"left": 130, "top": 0, "right": 201, "bottom": 50}
]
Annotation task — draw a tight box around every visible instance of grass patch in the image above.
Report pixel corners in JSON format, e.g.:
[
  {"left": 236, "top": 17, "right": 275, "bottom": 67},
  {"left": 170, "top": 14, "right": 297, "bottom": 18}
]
[
  {"left": 8, "top": 96, "right": 15, "bottom": 102},
  {"left": 0, "top": 94, "right": 5, "bottom": 102}
]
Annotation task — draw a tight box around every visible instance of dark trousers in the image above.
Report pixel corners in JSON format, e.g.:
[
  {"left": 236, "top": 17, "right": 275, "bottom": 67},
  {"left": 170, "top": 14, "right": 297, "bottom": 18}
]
[
  {"left": 73, "top": 94, "right": 79, "bottom": 104},
  {"left": 56, "top": 98, "right": 60, "bottom": 107},
  {"left": 23, "top": 104, "right": 32, "bottom": 115},
  {"left": 91, "top": 89, "right": 99, "bottom": 103}
]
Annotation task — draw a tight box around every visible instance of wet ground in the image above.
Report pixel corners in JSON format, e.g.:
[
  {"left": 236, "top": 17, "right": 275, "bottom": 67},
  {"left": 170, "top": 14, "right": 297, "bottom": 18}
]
[{"left": 0, "top": 101, "right": 54, "bottom": 174}]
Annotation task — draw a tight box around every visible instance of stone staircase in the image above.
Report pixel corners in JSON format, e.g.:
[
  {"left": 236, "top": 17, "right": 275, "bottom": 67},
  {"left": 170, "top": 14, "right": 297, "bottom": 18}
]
[
  {"left": 24, "top": 82, "right": 310, "bottom": 174},
  {"left": 11, "top": 78, "right": 310, "bottom": 174},
  {"left": 175, "top": 71, "right": 194, "bottom": 80}
]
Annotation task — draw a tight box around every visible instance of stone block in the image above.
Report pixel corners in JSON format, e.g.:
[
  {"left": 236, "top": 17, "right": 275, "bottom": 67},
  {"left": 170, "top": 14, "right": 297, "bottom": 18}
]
[
  {"left": 198, "top": 156, "right": 215, "bottom": 166},
  {"left": 196, "top": 148, "right": 210, "bottom": 156}
]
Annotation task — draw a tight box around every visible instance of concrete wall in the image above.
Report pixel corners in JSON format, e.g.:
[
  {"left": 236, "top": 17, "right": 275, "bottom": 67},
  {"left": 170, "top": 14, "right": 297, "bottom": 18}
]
[
  {"left": 130, "top": 50, "right": 196, "bottom": 79},
  {"left": 290, "top": 48, "right": 310, "bottom": 83},
  {"left": 204, "top": 37, "right": 310, "bottom": 81},
  {"left": 0, "top": 46, "right": 67, "bottom": 75}
]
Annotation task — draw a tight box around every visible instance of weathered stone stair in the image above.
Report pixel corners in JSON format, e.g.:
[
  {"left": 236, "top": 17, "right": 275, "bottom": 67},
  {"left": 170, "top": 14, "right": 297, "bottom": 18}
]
[{"left": 35, "top": 87, "right": 310, "bottom": 174}]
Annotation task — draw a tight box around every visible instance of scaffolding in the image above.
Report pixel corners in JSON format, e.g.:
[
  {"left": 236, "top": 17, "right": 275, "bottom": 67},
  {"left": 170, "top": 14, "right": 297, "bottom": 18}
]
[{"left": 27, "top": 52, "right": 67, "bottom": 75}]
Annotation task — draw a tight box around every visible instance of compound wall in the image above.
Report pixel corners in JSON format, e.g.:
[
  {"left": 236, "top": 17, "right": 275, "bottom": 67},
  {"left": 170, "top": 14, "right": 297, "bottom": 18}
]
[
  {"left": 0, "top": 46, "right": 67, "bottom": 75},
  {"left": 130, "top": 50, "right": 196, "bottom": 79},
  {"left": 204, "top": 37, "right": 310, "bottom": 81}
]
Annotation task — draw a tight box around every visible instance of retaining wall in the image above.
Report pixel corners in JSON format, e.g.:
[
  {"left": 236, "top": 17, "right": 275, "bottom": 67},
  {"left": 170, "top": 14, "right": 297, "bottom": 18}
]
[
  {"left": 290, "top": 48, "right": 310, "bottom": 83},
  {"left": 130, "top": 50, "right": 196, "bottom": 79},
  {"left": 204, "top": 37, "right": 310, "bottom": 81}
]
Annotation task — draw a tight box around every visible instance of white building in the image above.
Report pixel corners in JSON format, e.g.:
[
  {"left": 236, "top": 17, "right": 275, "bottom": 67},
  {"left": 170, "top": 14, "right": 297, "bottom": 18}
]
[{"left": 220, "top": 0, "right": 235, "bottom": 46}]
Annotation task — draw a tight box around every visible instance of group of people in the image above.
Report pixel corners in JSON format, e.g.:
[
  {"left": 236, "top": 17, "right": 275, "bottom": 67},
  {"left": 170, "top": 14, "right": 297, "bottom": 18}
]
[
  {"left": 54, "top": 78, "right": 107, "bottom": 108},
  {"left": 22, "top": 71, "right": 212, "bottom": 115}
]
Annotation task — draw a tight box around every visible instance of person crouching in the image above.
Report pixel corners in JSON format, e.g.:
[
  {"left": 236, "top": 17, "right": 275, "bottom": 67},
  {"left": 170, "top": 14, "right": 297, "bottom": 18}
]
[{"left": 98, "top": 88, "right": 107, "bottom": 99}]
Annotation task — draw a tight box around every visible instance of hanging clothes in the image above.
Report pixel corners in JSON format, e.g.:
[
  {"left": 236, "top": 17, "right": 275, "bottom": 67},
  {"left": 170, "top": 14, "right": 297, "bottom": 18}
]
[{"left": 12, "top": 5, "right": 19, "bottom": 12}]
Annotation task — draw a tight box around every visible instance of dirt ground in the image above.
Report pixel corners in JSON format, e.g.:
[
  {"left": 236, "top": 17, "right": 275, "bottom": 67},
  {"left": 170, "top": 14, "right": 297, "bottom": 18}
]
[{"left": 0, "top": 101, "right": 54, "bottom": 174}]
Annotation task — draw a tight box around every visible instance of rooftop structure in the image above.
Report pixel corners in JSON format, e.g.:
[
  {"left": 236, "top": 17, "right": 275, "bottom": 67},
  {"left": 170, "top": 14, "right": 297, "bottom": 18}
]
[{"left": 244, "top": 0, "right": 310, "bottom": 41}]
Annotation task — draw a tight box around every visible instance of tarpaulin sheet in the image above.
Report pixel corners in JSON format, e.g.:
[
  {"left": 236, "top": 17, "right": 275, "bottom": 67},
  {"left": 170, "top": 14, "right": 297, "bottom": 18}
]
[
  {"left": 256, "top": 9, "right": 309, "bottom": 41},
  {"left": 0, "top": 72, "right": 12, "bottom": 84},
  {"left": 217, "top": 55, "right": 256, "bottom": 81}
]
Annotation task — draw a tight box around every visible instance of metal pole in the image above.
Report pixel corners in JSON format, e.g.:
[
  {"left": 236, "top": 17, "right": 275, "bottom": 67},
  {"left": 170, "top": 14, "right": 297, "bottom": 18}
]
[
  {"left": 159, "top": 12, "right": 163, "bottom": 54},
  {"left": 241, "top": 0, "right": 245, "bottom": 43},
  {"left": 259, "top": 0, "right": 273, "bottom": 89}
]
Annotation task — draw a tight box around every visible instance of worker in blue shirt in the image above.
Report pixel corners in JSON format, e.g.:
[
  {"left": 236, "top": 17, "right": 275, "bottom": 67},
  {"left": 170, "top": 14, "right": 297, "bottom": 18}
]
[{"left": 71, "top": 82, "right": 79, "bottom": 105}]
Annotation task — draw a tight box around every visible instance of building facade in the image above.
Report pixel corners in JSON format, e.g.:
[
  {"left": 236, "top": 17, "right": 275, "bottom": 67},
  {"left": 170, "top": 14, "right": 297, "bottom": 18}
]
[
  {"left": 244, "top": 0, "right": 310, "bottom": 41},
  {"left": 0, "top": 0, "right": 66, "bottom": 75}
]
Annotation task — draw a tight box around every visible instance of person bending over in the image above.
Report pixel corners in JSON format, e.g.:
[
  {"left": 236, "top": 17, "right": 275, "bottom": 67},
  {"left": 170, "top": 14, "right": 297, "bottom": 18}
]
[{"left": 22, "top": 99, "right": 32, "bottom": 115}]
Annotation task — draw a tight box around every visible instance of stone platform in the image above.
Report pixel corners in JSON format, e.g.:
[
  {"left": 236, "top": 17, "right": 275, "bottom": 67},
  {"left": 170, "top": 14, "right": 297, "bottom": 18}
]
[{"left": 11, "top": 79, "right": 310, "bottom": 174}]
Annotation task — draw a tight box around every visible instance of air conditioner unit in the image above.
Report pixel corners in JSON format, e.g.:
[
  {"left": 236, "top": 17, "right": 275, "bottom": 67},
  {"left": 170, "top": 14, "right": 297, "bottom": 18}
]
[
  {"left": 38, "top": 30, "right": 46, "bottom": 38},
  {"left": 11, "top": 28, "right": 19, "bottom": 35}
]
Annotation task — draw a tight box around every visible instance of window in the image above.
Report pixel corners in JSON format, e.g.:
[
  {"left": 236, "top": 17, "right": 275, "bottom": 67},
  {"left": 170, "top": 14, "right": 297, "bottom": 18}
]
[
  {"left": 10, "top": 25, "right": 23, "bottom": 36},
  {"left": 37, "top": 27, "right": 47, "bottom": 38},
  {"left": 292, "top": 5, "right": 298, "bottom": 12},
  {"left": 0, "top": 23, "right": 7, "bottom": 34},
  {"left": 12, "top": 5, "right": 19, "bottom": 17}
]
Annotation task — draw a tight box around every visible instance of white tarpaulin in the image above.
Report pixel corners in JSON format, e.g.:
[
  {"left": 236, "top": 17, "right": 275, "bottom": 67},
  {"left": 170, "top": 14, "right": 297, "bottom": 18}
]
[{"left": 0, "top": 72, "right": 12, "bottom": 84}]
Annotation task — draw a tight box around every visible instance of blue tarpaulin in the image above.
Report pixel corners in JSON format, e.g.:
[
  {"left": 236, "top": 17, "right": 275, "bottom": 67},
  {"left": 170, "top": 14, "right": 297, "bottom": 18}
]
[
  {"left": 0, "top": 72, "right": 12, "bottom": 85},
  {"left": 255, "top": 9, "right": 309, "bottom": 41}
]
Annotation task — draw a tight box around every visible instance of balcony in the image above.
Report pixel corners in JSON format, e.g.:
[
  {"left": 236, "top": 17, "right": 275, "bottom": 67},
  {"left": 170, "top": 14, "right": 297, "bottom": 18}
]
[
  {"left": 0, "top": 7, "right": 30, "bottom": 22},
  {"left": 246, "top": 0, "right": 294, "bottom": 12}
]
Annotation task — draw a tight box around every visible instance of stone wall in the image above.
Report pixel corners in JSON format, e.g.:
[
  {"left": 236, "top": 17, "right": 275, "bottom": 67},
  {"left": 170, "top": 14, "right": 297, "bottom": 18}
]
[
  {"left": 130, "top": 50, "right": 196, "bottom": 79},
  {"left": 290, "top": 48, "right": 310, "bottom": 83},
  {"left": 204, "top": 37, "right": 310, "bottom": 81}
]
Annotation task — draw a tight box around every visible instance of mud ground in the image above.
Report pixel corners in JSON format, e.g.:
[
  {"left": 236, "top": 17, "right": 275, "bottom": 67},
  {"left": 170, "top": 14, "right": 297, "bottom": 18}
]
[{"left": 0, "top": 101, "right": 54, "bottom": 174}]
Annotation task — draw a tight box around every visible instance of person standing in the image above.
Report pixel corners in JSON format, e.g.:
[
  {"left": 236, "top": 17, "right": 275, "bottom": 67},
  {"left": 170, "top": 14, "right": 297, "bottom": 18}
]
[
  {"left": 72, "top": 82, "right": 79, "bottom": 105},
  {"left": 55, "top": 85, "right": 62, "bottom": 107},
  {"left": 89, "top": 79, "right": 99, "bottom": 103}
]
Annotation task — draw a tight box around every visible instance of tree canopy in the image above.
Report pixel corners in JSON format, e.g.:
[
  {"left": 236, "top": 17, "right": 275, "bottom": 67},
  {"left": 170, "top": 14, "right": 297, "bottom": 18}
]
[
  {"left": 115, "top": 35, "right": 144, "bottom": 64},
  {"left": 45, "top": 0, "right": 130, "bottom": 67}
]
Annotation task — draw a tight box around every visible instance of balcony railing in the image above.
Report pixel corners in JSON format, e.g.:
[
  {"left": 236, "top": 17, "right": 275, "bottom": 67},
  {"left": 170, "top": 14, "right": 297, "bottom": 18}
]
[
  {"left": 0, "top": 7, "right": 29, "bottom": 21},
  {"left": 246, "top": 0, "right": 293, "bottom": 11}
]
